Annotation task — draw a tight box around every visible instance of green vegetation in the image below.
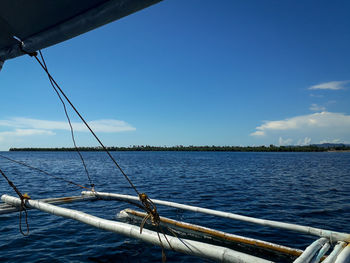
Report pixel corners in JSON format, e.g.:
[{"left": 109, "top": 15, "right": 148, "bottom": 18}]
[{"left": 8, "top": 144, "right": 350, "bottom": 152}]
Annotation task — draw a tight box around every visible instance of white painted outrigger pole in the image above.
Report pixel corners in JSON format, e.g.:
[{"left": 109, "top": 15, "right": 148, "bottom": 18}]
[
  {"left": 82, "top": 191, "right": 350, "bottom": 243},
  {"left": 1, "top": 194, "right": 273, "bottom": 263},
  {"left": 323, "top": 242, "right": 347, "bottom": 263},
  {"left": 334, "top": 244, "right": 350, "bottom": 263},
  {"left": 0, "top": 195, "right": 96, "bottom": 215},
  {"left": 293, "top": 238, "right": 328, "bottom": 263}
]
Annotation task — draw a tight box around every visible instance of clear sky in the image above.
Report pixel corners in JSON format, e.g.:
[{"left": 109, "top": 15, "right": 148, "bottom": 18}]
[{"left": 0, "top": 0, "right": 350, "bottom": 150}]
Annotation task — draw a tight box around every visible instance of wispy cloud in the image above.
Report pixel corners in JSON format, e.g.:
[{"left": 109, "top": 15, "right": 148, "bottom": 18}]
[
  {"left": 308, "top": 80, "right": 349, "bottom": 90},
  {"left": 297, "top": 137, "right": 311, "bottom": 146},
  {"left": 309, "top": 103, "right": 326, "bottom": 112},
  {"left": 251, "top": 112, "right": 350, "bottom": 144},
  {"left": 278, "top": 137, "right": 293, "bottom": 146},
  {"left": 320, "top": 138, "right": 342, "bottom": 144},
  {"left": 277, "top": 137, "right": 311, "bottom": 146},
  {"left": 0, "top": 117, "right": 136, "bottom": 133},
  {"left": 310, "top": 94, "right": 324, "bottom": 98},
  {"left": 0, "top": 117, "right": 136, "bottom": 147},
  {"left": 250, "top": 130, "right": 265, "bottom": 136},
  {"left": 0, "top": 129, "right": 55, "bottom": 142}
]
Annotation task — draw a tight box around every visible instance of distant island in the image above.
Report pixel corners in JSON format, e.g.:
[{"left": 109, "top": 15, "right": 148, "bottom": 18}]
[{"left": 9, "top": 143, "right": 350, "bottom": 152}]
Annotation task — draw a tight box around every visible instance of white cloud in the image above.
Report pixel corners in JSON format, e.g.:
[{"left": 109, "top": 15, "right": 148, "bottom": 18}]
[
  {"left": 251, "top": 112, "right": 350, "bottom": 136},
  {"left": 0, "top": 117, "right": 136, "bottom": 133},
  {"left": 310, "top": 103, "right": 326, "bottom": 112},
  {"left": 308, "top": 80, "right": 349, "bottom": 90},
  {"left": 297, "top": 137, "right": 311, "bottom": 146},
  {"left": 278, "top": 137, "right": 293, "bottom": 146},
  {"left": 319, "top": 138, "right": 342, "bottom": 144},
  {"left": 0, "top": 117, "right": 136, "bottom": 149},
  {"left": 0, "top": 129, "right": 55, "bottom": 142},
  {"left": 251, "top": 112, "right": 350, "bottom": 144},
  {"left": 86, "top": 119, "right": 136, "bottom": 132},
  {"left": 251, "top": 118, "right": 298, "bottom": 136},
  {"left": 250, "top": 130, "right": 265, "bottom": 136}
]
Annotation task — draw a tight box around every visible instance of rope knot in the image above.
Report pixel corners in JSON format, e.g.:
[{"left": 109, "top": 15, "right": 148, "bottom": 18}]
[
  {"left": 22, "top": 193, "right": 31, "bottom": 200},
  {"left": 138, "top": 193, "right": 161, "bottom": 232}
]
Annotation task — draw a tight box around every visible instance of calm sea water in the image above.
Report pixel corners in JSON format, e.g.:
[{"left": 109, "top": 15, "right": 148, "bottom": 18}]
[{"left": 0, "top": 151, "right": 349, "bottom": 262}]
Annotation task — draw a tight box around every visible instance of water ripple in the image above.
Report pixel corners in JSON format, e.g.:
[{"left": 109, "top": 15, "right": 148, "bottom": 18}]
[{"left": 0, "top": 151, "right": 349, "bottom": 262}]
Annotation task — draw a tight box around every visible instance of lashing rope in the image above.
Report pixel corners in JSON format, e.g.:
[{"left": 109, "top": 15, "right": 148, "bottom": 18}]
[{"left": 0, "top": 168, "right": 29, "bottom": 236}]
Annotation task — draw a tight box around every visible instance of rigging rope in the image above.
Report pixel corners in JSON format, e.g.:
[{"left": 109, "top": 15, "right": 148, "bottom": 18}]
[
  {"left": 19, "top": 44, "right": 160, "bottom": 221},
  {"left": 37, "top": 50, "right": 94, "bottom": 189},
  {"left": 0, "top": 168, "right": 29, "bottom": 236},
  {"left": 33, "top": 51, "right": 139, "bottom": 195},
  {"left": 0, "top": 154, "right": 91, "bottom": 190},
  {"left": 17, "top": 42, "right": 166, "bottom": 260}
]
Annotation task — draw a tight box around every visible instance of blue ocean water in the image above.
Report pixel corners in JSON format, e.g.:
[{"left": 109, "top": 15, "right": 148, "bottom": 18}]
[{"left": 0, "top": 151, "right": 349, "bottom": 262}]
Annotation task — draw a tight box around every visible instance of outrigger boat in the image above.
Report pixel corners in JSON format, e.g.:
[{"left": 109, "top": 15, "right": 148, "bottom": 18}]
[{"left": 1, "top": 1, "right": 350, "bottom": 262}]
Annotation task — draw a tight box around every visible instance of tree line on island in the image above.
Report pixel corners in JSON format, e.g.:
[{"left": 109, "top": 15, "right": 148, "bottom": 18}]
[{"left": 9, "top": 143, "right": 350, "bottom": 152}]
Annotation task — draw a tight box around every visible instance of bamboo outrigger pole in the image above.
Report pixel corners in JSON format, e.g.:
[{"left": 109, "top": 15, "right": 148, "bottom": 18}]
[
  {"left": 293, "top": 238, "right": 328, "bottom": 263},
  {"left": 3, "top": 192, "right": 350, "bottom": 262},
  {"left": 82, "top": 191, "right": 350, "bottom": 243},
  {"left": 0, "top": 195, "right": 97, "bottom": 215},
  {"left": 1, "top": 194, "right": 273, "bottom": 263},
  {"left": 322, "top": 242, "right": 347, "bottom": 263},
  {"left": 119, "top": 208, "right": 304, "bottom": 258}
]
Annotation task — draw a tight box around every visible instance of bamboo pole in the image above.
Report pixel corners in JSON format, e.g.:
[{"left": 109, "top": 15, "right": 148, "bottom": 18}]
[
  {"left": 334, "top": 244, "right": 350, "bottom": 263},
  {"left": 293, "top": 238, "right": 328, "bottom": 263},
  {"left": 310, "top": 242, "right": 330, "bottom": 263},
  {"left": 1, "top": 194, "right": 273, "bottom": 263},
  {"left": 120, "top": 208, "right": 304, "bottom": 258},
  {"left": 323, "top": 242, "right": 347, "bottom": 263},
  {"left": 0, "top": 195, "right": 97, "bottom": 215},
  {"left": 82, "top": 191, "right": 350, "bottom": 242}
]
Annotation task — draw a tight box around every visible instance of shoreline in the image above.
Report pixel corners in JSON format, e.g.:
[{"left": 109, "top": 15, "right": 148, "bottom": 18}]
[{"left": 7, "top": 145, "right": 350, "bottom": 153}]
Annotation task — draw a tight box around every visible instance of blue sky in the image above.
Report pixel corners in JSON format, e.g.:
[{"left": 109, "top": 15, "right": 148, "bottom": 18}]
[{"left": 0, "top": 0, "right": 350, "bottom": 150}]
